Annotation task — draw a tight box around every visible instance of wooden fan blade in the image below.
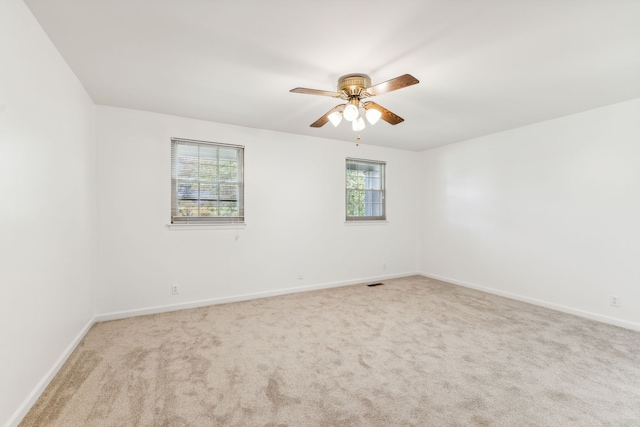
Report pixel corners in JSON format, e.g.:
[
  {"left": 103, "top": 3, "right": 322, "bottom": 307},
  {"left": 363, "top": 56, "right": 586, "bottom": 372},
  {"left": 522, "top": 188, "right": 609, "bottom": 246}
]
[
  {"left": 311, "top": 104, "right": 345, "bottom": 127},
  {"left": 290, "top": 87, "right": 343, "bottom": 98},
  {"left": 365, "top": 74, "right": 419, "bottom": 97},
  {"left": 363, "top": 101, "right": 404, "bottom": 125}
]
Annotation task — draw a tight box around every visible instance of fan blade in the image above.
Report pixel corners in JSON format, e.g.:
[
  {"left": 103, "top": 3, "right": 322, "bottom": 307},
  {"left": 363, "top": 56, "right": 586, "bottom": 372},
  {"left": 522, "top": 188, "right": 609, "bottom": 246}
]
[
  {"left": 365, "top": 74, "right": 419, "bottom": 97},
  {"left": 290, "top": 87, "right": 343, "bottom": 98},
  {"left": 363, "top": 101, "right": 404, "bottom": 125},
  {"left": 310, "top": 104, "right": 344, "bottom": 127}
]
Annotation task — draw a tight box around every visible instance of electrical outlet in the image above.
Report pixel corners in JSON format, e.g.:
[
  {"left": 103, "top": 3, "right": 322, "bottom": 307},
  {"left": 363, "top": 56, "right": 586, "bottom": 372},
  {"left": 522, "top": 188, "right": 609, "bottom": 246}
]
[
  {"left": 298, "top": 271, "right": 304, "bottom": 280},
  {"left": 171, "top": 284, "right": 180, "bottom": 295},
  {"left": 610, "top": 295, "right": 620, "bottom": 307},
  {"left": 382, "top": 262, "right": 387, "bottom": 270}
]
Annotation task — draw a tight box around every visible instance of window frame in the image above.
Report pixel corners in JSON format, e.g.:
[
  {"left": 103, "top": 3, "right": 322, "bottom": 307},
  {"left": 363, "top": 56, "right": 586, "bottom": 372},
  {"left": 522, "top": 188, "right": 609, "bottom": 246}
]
[
  {"left": 171, "top": 137, "right": 244, "bottom": 225},
  {"left": 345, "top": 157, "right": 386, "bottom": 222}
]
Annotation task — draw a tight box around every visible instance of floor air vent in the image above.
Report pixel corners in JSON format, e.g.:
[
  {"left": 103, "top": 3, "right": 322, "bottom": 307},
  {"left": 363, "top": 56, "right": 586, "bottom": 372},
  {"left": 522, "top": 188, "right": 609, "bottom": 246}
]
[{"left": 367, "top": 282, "right": 384, "bottom": 287}]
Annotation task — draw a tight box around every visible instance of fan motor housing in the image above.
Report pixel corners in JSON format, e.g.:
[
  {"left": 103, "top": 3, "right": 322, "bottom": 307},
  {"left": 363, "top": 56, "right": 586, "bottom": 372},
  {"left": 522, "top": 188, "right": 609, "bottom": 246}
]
[{"left": 338, "top": 74, "right": 371, "bottom": 97}]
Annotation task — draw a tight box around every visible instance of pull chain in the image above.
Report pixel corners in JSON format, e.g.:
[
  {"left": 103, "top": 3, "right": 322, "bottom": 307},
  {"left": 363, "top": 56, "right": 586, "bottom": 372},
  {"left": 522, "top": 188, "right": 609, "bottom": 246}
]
[{"left": 356, "top": 134, "right": 360, "bottom": 147}]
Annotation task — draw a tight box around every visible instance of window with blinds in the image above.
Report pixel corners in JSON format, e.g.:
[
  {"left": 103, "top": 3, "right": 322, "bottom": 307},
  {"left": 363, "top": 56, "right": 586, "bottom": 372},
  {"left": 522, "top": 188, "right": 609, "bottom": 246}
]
[
  {"left": 171, "top": 138, "right": 244, "bottom": 224},
  {"left": 345, "top": 158, "right": 386, "bottom": 221}
]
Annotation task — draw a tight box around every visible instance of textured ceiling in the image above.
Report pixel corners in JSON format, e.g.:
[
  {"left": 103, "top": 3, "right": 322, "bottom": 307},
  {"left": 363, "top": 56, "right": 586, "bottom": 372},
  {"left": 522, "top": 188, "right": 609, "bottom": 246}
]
[{"left": 24, "top": 0, "right": 640, "bottom": 151}]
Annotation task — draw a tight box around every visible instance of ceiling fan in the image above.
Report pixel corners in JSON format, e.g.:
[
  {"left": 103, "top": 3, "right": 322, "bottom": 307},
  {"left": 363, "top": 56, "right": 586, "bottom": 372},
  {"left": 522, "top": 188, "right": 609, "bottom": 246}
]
[{"left": 290, "top": 73, "right": 419, "bottom": 131}]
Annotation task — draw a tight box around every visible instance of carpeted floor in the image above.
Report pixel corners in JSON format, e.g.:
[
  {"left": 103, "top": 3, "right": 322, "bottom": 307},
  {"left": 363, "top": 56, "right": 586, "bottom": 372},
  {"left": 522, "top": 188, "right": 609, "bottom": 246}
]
[{"left": 20, "top": 276, "right": 640, "bottom": 426}]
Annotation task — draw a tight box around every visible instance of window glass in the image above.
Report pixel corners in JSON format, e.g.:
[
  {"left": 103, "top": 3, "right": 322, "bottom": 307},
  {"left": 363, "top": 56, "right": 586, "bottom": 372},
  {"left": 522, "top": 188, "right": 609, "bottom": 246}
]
[
  {"left": 346, "top": 158, "right": 385, "bottom": 221},
  {"left": 171, "top": 138, "right": 244, "bottom": 224}
]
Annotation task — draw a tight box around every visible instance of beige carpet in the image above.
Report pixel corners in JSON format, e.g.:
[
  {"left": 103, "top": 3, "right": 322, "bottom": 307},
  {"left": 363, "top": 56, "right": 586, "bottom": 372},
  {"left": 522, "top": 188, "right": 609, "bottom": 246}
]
[{"left": 20, "top": 276, "right": 640, "bottom": 426}]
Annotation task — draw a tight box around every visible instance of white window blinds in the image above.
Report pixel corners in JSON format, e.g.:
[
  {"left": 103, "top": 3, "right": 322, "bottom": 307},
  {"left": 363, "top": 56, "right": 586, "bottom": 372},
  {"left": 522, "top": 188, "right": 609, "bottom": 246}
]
[{"left": 171, "top": 138, "right": 244, "bottom": 224}]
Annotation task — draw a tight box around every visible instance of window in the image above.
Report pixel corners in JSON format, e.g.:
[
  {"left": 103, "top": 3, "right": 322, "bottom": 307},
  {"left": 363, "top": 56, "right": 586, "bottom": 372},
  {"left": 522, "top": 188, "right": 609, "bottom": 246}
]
[
  {"left": 171, "top": 138, "right": 244, "bottom": 224},
  {"left": 345, "top": 158, "right": 386, "bottom": 221}
]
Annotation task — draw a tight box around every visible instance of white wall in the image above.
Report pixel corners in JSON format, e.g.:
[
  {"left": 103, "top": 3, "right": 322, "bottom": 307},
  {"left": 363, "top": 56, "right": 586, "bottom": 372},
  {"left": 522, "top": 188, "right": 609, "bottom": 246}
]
[
  {"left": 95, "top": 106, "right": 418, "bottom": 317},
  {"left": 418, "top": 98, "right": 640, "bottom": 329},
  {"left": 0, "top": 1, "right": 97, "bottom": 426},
  {"left": 4, "top": 3, "right": 638, "bottom": 425}
]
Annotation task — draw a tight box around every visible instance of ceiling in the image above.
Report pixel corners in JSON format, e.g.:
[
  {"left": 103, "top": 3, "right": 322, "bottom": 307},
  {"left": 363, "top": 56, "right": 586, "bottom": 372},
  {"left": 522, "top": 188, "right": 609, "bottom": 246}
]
[{"left": 24, "top": 0, "right": 640, "bottom": 152}]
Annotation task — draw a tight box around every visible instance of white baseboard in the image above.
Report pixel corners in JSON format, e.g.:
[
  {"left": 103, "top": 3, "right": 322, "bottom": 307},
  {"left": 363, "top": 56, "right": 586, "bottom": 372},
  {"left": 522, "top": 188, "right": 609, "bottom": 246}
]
[
  {"left": 4, "top": 316, "right": 96, "bottom": 427},
  {"left": 95, "top": 271, "right": 419, "bottom": 322},
  {"left": 419, "top": 271, "right": 640, "bottom": 332}
]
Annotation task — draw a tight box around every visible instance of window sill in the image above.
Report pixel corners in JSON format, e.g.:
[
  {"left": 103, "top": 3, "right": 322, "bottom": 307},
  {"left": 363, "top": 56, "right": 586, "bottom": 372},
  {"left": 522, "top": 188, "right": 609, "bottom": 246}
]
[
  {"left": 167, "top": 223, "right": 246, "bottom": 231},
  {"left": 344, "top": 220, "right": 389, "bottom": 226}
]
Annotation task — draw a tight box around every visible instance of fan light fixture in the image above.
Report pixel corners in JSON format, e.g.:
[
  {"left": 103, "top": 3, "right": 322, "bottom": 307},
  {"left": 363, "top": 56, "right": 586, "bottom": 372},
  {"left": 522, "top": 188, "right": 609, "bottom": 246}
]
[
  {"left": 328, "top": 111, "right": 342, "bottom": 127},
  {"left": 352, "top": 116, "right": 366, "bottom": 131},
  {"left": 334, "top": 104, "right": 382, "bottom": 131},
  {"left": 343, "top": 103, "right": 359, "bottom": 122},
  {"left": 365, "top": 107, "right": 382, "bottom": 125},
  {"left": 332, "top": 103, "right": 382, "bottom": 130}
]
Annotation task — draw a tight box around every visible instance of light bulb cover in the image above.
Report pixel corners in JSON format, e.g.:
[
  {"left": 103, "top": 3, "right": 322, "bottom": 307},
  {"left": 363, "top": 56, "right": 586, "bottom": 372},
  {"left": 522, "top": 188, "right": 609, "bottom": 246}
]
[
  {"left": 352, "top": 116, "right": 366, "bottom": 131},
  {"left": 328, "top": 111, "right": 342, "bottom": 127},
  {"left": 366, "top": 107, "right": 382, "bottom": 125},
  {"left": 343, "top": 104, "right": 359, "bottom": 121}
]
